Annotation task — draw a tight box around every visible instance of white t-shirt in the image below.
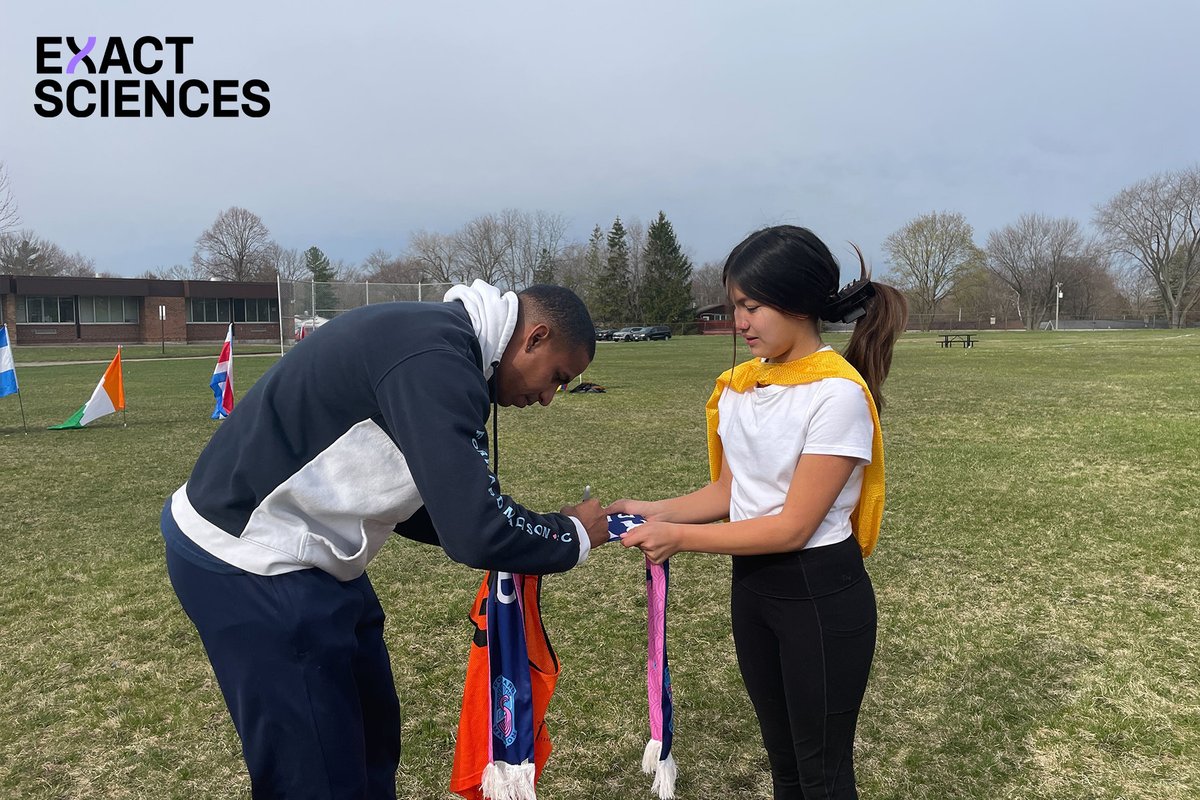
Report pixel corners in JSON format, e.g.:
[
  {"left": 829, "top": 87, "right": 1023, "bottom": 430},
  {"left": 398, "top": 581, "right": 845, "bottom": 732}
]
[{"left": 716, "top": 350, "right": 874, "bottom": 550}]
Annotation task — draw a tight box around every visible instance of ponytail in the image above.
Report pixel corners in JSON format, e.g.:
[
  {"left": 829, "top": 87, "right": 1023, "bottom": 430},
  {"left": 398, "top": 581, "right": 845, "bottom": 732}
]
[{"left": 842, "top": 281, "right": 907, "bottom": 413}]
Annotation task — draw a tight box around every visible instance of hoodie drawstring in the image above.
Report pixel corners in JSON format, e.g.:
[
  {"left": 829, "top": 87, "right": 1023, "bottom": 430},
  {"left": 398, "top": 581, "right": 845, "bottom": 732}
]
[{"left": 490, "top": 360, "right": 500, "bottom": 474}]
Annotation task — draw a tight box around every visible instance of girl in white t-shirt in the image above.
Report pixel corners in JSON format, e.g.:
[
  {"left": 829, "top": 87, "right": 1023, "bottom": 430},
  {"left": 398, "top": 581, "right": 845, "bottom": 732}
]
[{"left": 608, "top": 225, "right": 907, "bottom": 800}]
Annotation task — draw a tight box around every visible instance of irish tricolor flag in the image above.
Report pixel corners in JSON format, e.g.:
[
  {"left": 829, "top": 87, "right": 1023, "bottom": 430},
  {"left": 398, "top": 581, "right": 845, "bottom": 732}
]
[
  {"left": 50, "top": 347, "right": 125, "bottom": 429},
  {"left": 210, "top": 323, "right": 234, "bottom": 419}
]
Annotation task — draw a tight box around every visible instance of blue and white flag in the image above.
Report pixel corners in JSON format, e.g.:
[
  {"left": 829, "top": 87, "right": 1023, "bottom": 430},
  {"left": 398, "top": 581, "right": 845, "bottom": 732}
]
[{"left": 0, "top": 325, "right": 18, "bottom": 398}]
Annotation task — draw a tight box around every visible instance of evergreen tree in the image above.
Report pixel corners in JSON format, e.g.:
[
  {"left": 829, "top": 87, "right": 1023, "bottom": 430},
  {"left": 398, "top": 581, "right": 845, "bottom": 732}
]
[
  {"left": 305, "top": 246, "right": 337, "bottom": 316},
  {"left": 532, "top": 247, "right": 555, "bottom": 284},
  {"left": 582, "top": 225, "right": 605, "bottom": 311},
  {"left": 639, "top": 211, "right": 694, "bottom": 327},
  {"left": 590, "top": 217, "right": 633, "bottom": 324},
  {"left": 10, "top": 238, "right": 41, "bottom": 273},
  {"left": 585, "top": 226, "right": 605, "bottom": 278}
]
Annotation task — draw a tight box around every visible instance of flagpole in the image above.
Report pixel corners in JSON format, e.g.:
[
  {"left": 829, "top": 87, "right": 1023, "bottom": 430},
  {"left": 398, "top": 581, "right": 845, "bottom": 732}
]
[
  {"left": 276, "top": 272, "right": 285, "bottom": 357},
  {"left": 16, "top": 388, "right": 28, "bottom": 435},
  {"left": 120, "top": 344, "right": 127, "bottom": 428}
]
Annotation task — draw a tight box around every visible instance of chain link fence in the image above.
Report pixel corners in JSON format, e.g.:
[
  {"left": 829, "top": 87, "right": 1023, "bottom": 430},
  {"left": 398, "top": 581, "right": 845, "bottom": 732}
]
[
  {"left": 279, "top": 280, "right": 453, "bottom": 348},
  {"left": 903, "top": 310, "right": 1181, "bottom": 332}
]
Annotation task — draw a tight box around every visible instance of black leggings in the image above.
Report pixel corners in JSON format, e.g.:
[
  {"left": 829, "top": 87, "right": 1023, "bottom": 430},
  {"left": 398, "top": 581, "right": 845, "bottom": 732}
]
[{"left": 731, "top": 535, "right": 877, "bottom": 800}]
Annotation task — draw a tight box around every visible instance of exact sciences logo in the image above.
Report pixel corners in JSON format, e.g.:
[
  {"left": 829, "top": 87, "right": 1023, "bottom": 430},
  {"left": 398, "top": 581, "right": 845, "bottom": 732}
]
[{"left": 34, "top": 36, "right": 270, "bottom": 118}]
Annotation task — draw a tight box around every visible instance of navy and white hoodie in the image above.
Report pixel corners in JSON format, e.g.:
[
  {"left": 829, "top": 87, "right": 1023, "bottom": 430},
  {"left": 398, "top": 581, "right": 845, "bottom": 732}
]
[{"left": 167, "top": 280, "right": 590, "bottom": 581}]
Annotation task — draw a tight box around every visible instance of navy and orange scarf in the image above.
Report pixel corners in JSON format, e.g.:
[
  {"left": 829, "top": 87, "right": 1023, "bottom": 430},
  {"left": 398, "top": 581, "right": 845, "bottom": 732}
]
[
  {"left": 450, "top": 571, "right": 557, "bottom": 800},
  {"left": 452, "top": 514, "right": 676, "bottom": 799}
]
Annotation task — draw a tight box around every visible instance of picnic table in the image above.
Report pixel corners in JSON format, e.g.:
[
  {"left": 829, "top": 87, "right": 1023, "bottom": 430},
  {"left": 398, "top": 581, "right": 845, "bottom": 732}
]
[{"left": 938, "top": 333, "right": 977, "bottom": 348}]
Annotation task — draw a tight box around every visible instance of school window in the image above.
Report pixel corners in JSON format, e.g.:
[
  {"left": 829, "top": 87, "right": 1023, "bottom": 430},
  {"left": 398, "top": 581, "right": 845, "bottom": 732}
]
[
  {"left": 17, "top": 296, "right": 76, "bottom": 323},
  {"left": 232, "top": 298, "right": 279, "bottom": 322},
  {"left": 188, "top": 298, "right": 232, "bottom": 323},
  {"left": 79, "top": 296, "right": 140, "bottom": 324}
]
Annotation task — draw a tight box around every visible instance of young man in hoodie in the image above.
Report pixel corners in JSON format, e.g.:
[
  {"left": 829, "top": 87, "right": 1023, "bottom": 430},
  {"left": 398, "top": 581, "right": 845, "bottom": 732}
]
[{"left": 161, "top": 280, "right": 608, "bottom": 799}]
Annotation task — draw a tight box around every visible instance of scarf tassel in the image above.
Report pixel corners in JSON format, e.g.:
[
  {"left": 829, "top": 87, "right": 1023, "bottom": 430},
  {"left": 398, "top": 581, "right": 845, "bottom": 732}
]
[
  {"left": 640, "top": 740, "right": 677, "bottom": 799},
  {"left": 481, "top": 760, "right": 537, "bottom": 800}
]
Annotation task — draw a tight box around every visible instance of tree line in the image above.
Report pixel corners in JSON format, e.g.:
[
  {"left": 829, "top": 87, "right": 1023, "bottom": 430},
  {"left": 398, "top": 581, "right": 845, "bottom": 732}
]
[
  {"left": 0, "top": 161, "right": 701, "bottom": 327},
  {"left": 4, "top": 158, "right": 1196, "bottom": 328},
  {"left": 882, "top": 166, "right": 1200, "bottom": 329}
]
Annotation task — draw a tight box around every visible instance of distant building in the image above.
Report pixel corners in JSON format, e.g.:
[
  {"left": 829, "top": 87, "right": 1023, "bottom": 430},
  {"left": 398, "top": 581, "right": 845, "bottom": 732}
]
[
  {"left": 0, "top": 274, "right": 281, "bottom": 345},
  {"left": 696, "top": 302, "right": 732, "bottom": 335}
]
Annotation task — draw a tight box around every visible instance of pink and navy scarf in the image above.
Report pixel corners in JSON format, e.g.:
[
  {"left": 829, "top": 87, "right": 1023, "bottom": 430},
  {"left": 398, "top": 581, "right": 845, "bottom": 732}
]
[{"left": 609, "top": 513, "right": 677, "bottom": 798}]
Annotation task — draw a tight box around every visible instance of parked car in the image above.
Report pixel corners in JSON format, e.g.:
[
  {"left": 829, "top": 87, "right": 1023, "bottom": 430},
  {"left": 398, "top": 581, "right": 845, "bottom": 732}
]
[
  {"left": 631, "top": 325, "right": 672, "bottom": 341},
  {"left": 595, "top": 328, "right": 615, "bottom": 341},
  {"left": 612, "top": 326, "right": 644, "bottom": 341}
]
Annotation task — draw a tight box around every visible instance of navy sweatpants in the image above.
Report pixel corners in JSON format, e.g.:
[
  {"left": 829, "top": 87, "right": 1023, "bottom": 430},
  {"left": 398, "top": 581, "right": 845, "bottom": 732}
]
[{"left": 163, "top": 503, "right": 401, "bottom": 799}]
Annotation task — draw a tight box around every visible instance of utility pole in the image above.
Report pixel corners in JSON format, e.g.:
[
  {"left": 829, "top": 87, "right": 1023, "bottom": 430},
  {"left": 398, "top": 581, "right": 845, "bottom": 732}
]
[{"left": 1055, "top": 283, "right": 1063, "bottom": 331}]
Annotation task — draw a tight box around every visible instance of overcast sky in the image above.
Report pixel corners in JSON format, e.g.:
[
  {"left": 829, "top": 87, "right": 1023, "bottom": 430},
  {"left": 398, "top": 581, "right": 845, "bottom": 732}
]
[{"left": 2, "top": 0, "right": 1197, "bottom": 281}]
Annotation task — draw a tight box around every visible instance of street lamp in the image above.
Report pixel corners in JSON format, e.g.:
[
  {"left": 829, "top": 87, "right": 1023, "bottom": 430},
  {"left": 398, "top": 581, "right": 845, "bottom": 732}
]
[{"left": 1055, "top": 283, "right": 1063, "bottom": 331}]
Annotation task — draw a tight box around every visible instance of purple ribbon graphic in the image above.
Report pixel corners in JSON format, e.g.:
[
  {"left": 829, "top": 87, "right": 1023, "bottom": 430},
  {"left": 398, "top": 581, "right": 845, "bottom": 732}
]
[{"left": 66, "top": 36, "right": 96, "bottom": 74}]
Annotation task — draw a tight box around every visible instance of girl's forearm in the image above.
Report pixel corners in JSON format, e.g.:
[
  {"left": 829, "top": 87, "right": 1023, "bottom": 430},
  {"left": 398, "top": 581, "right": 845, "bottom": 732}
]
[
  {"left": 654, "top": 480, "right": 730, "bottom": 524},
  {"left": 672, "top": 514, "right": 815, "bottom": 556}
]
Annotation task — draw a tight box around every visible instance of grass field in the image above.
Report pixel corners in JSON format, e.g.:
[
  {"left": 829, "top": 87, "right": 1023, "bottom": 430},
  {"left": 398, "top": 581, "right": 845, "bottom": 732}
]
[{"left": 1, "top": 330, "right": 1197, "bottom": 799}]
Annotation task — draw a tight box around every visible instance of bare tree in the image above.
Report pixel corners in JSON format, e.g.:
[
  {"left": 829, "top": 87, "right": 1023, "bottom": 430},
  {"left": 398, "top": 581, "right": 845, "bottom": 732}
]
[
  {"left": 0, "top": 231, "right": 37, "bottom": 273},
  {"left": 550, "top": 229, "right": 614, "bottom": 306},
  {"left": 1056, "top": 251, "right": 1123, "bottom": 319},
  {"left": 408, "top": 229, "right": 464, "bottom": 284},
  {"left": 554, "top": 241, "right": 593, "bottom": 297},
  {"left": 140, "top": 263, "right": 208, "bottom": 280},
  {"left": 262, "top": 243, "right": 308, "bottom": 282},
  {"left": 457, "top": 213, "right": 513, "bottom": 286},
  {"left": 1095, "top": 166, "right": 1200, "bottom": 328},
  {"left": 1114, "top": 264, "right": 1158, "bottom": 319},
  {"left": 329, "top": 258, "right": 362, "bottom": 282},
  {"left": 499, "top": 209, "right": 569, "bottom": 289},
  {"left": 361, "top": 249, "right": 395, "bottom": 278},
  {"left": 883, "top": 211, "right": 981, "bottom": 330},
  {"left": 41, "top": 243, "right": 96, "bottom": 277},
  {"left": 0, "top": 229, "right": 94, "bottom": 276},
  {"left": 691, "top": 260, "right": 726, "bottom": 309},
  {"left": 533, "top": 211, "right": 569, "bottom": 274},
  {"left": 0, "top": 162, "right": 19, "bottom": 237},
  {"left": 192, "top": 207, "right": 274, "bottom": 281},
  {"left": 986, "top": 214, "right": 1088, "bottom": 329},
  {"left": 361, "top": 249, "right": 425, "bottom": 284},
  {"left": 1185, "top": 267, "right": 1200, "bottom": 322},
  {"left": 625, "top": 216, "right": 646, "bottom": 318},
  {"left": 948, "top": 261, "right": 1021, "bottom": 325}
]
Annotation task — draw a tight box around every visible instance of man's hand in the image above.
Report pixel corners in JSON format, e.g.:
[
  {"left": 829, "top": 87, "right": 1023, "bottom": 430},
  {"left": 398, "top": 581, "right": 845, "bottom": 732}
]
[
  {"left": 560, "top": 498, "right": 608, "bottom": 550},
  {"left": 604, "top": 497, "right": 667, "bottom": 521}
]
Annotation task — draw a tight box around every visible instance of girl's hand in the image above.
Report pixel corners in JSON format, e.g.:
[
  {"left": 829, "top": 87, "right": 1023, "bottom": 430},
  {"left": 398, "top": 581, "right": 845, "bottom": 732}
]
[
  {"left": 605, "top": 498, "right": 667, "bottom": 520},
  {"left": 620, "top": 520, "right": 682, "bottom": 564}
]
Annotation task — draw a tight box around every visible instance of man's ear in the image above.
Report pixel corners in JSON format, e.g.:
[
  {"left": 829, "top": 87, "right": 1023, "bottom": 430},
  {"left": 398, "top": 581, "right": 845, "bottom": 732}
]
[{"left": 524, "top": 322, "right": 551, "bottom": 353}]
